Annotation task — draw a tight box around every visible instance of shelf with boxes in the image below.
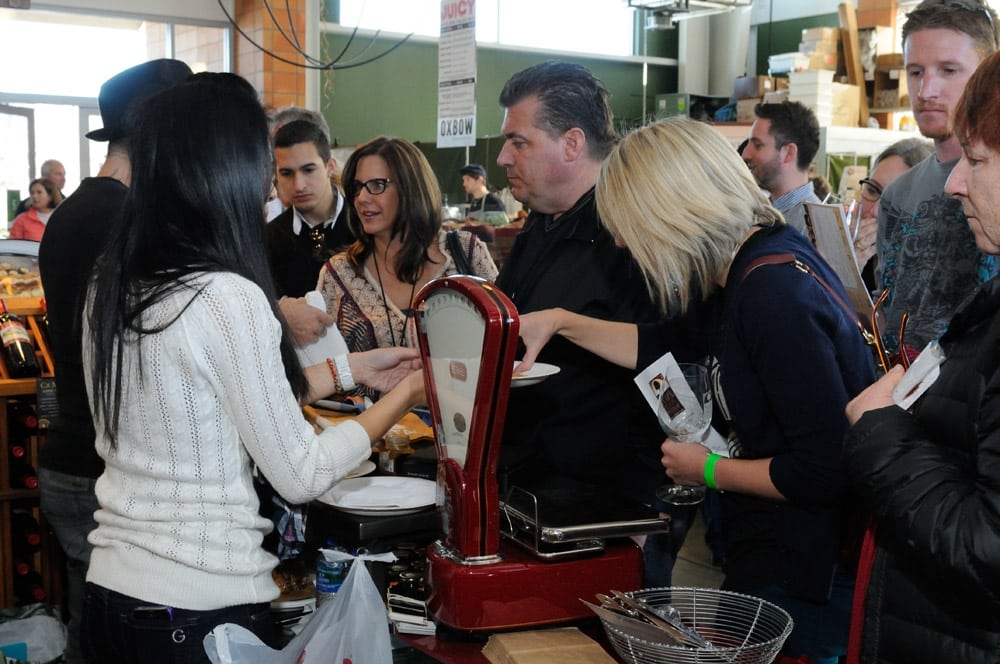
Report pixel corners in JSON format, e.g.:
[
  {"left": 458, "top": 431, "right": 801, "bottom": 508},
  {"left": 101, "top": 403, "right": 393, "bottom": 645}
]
[
  {"left": 0, "top": 297, "right": 62, "bottom": 610},
  {"left": 871, "top": 53, "right": 910, "bottom": 113}
]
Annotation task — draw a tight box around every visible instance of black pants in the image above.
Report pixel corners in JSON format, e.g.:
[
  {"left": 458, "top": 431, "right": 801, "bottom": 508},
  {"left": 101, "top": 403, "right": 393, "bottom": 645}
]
[{"left": 83, "top": 583, "right": 275, "bottom": 664}]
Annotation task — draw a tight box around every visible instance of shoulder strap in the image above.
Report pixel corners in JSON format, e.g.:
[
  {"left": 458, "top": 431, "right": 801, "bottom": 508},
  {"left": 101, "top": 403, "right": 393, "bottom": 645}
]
[
  {"left": 741, "top": 253, "right": 874, "bottom": 341},
  {"left": 447, "top": 230, "right": 476, "bottom": 276}
]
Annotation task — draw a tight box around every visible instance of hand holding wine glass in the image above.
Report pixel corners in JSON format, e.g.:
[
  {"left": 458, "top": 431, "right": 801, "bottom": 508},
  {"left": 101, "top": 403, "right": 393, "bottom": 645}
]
[{"left": 655, "top": 362, "right": 712, "bottom": 506}]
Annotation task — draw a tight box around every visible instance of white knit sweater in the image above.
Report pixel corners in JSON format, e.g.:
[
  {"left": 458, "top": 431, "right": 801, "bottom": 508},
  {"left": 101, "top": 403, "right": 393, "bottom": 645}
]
[{"left": 84, "top": 272, "right": 370, "bottom": 610}]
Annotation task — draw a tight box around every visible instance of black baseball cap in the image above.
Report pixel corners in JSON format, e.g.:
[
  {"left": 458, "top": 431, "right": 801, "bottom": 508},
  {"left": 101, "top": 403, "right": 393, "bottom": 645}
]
[
  {"left": 459, "top": 163, "right": 488, "bottom": 180},
  {"left": 86, "top": 59, "right": 193, "bottom": 141}
]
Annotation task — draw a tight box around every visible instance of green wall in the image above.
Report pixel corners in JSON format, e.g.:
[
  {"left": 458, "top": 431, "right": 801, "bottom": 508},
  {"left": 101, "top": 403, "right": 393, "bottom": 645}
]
[
  {"left": 321, "top": 29, "right": 678, "bottom": 204},
  {"left": 321, "top": 35, "right": 678, "bottom": 147},
  {"left": 754, "top": 13, "right": 840, "bottom": 75}
]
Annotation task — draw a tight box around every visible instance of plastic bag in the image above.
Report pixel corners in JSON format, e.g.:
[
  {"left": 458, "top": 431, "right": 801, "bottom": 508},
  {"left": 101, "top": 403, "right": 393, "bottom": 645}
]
[
  {"left": 0, "top": 603, "right": 67, "bottom": 664},
  {"left": 204, "top": 550, "right": 395, "bottom": 664}
]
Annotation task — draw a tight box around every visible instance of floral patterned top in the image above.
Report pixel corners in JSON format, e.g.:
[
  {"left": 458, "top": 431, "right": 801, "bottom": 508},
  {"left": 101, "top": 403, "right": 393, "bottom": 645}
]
[{"left": 316, "top": 229, "right": 498, "bottom": 381}]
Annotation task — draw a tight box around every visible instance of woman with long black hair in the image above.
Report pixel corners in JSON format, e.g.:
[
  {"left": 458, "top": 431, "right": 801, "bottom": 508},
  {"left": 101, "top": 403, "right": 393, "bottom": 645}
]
[{"left": 82, "top": 72, "right": 423, "bottom": 663}]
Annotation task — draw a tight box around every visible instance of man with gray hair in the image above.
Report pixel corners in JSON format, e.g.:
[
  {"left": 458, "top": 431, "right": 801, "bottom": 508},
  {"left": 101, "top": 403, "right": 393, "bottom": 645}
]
[{"left": 13, "top": 158, "right": 67, "bottom": 216}]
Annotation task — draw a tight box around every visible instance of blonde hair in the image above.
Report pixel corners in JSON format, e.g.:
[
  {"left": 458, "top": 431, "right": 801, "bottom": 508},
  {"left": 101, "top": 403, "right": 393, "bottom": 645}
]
[{"left": 597, "top": 117, "right": 782, "bottom": 315}]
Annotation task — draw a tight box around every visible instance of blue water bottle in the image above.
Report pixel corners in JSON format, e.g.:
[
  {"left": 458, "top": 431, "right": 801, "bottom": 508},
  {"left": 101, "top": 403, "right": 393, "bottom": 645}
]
[{"left": 315, "top": 539, "right": 348, "bottom": 606}]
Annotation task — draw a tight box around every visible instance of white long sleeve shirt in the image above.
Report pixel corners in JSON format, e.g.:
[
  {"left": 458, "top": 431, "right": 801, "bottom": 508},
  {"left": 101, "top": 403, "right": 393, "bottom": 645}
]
[{"left": 84, "top": 271, "right": 370, "bottom": 610}]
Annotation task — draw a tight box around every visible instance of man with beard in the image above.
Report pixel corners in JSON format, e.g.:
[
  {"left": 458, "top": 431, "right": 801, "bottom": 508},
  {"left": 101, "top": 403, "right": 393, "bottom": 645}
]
[
  {"left": 876, "top": 0, "right": 998, "bottom": 354},
  {"left": 741, "top": 100, "right": 821, "bottom": 237}
]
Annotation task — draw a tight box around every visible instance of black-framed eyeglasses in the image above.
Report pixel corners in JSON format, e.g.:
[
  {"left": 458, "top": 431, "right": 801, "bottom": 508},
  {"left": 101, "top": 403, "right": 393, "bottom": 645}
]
[
  {"left": 858, "top": 178, "right": 883, "bottom": 203},
  {"left": 309, "top": 226, "right": 329, "bottom": 263},
  {"left": 350, "top": 178, "right": 393, "bottom": 198}
]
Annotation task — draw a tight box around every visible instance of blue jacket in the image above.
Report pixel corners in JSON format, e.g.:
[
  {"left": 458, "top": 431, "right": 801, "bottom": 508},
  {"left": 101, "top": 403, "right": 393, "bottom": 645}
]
[{"left": 639, "top": 223, "right": 876, "bottom": 601}]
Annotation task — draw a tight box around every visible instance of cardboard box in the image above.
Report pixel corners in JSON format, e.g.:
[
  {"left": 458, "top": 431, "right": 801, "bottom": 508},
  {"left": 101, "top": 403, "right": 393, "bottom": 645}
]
[
  {"left": 800, "top": 39, "right": 841, "bottom": 55},
  {"left": 763, "top": 90, "right": 790, "bottom": 104},
  {"left": 876, "top": 53, "right": 904, "bottom": 70},
  {"left": 737, "top": 97, "right": 762, "bottom": 122},
  {"left": 831, "top": 83, "right": 861, "bottom": 126},
  {"left": 482, "top": 627, "right": 615, "bottom": 664},
  {"left": 808, "top": 51, "right": 840, "bottom": 71},
  {"left": 734, "top": 75, "right": 775, "bottom": 99},
  {"left": 773, "top": 76, "right": 789, "bottom": 91},
  {"left": 768, "top": 51, "right": 809, "bottom": 74},
  {"left": 801, "top": 26, "right": 840, "bottom": 42}
]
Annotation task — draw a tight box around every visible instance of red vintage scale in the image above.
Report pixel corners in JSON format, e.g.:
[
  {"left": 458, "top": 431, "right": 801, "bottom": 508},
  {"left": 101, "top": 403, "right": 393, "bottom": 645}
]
[{"left": 413, "top": 276, "right": 666, "bottom": 632}]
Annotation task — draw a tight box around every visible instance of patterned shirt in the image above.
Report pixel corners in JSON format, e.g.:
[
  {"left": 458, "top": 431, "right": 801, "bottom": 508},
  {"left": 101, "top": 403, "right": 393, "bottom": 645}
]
[{"left": 877, "top": 155, "right": 998, "bottom": 351}]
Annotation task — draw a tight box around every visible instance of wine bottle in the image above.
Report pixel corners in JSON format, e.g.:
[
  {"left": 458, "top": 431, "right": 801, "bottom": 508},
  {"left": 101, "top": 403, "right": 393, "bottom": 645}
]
[
  {"left": 13, "top": 570, "right": 47, "bottom": 604},
  {"left": 11, "top": 556, "right": 31, "bottom": 576},
  {"left": 9, "top": 442, "right": 27, "bottom": 459},
  {"left": 38, "top": 298, "right": 51, "bottom": 351},
  {"left": 8, "top": 400, "right": 38, "bottom": 436},
  {"left": 11, "top": 509, "right": 42, "bottom": 553},
  {"left": 9, "top": 458, "right": 39, "bottom": 489},
  {"left": 0, "top": 300, "right": 39, "bottom": 378}
]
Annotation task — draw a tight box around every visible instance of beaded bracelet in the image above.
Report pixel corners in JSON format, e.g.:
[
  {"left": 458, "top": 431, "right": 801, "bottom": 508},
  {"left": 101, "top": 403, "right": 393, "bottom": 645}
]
[
  {"left": 333, "top": 354, "right": 356, "bottom": 391},
  {"left": 704, "top": 453, "right": 722, "bottom": 491},
  {"left": 326, "top": 357, "right": 344, "bottom": 394}
]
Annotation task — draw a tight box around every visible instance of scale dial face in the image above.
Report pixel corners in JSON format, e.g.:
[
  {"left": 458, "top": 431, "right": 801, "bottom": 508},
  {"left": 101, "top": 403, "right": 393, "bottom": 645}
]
[{"left": 421, "top": 290, "right": 486, "bottom": 467}]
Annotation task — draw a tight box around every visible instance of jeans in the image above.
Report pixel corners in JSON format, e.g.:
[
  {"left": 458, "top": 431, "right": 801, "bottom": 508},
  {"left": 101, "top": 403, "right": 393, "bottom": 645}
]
[
  {"left": 38, "top": 467, "right": 100, "bottom": 664},
  {"left": 83, "top": 584, "right": 275, "bottom": 664},
  {"left": 750, "top": 566, "right": 855, "bottom": 664},
  {"left": 642, "top": 499, "right": 696, "bottom": 588}
]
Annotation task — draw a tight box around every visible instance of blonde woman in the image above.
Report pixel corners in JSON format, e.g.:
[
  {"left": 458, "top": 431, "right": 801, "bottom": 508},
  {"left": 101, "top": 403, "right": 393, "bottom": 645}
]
[{"left": 516, "top": 117, "right": 876, "bottom": 663}]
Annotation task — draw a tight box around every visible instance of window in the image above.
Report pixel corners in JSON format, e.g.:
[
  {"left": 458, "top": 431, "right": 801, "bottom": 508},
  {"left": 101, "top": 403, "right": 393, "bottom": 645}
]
[
  {"left": 0, "top": 8, "right": 231, "bottom": 215},
  {"left": 337, "top": 0, "right": 636, "bottom": 57}
]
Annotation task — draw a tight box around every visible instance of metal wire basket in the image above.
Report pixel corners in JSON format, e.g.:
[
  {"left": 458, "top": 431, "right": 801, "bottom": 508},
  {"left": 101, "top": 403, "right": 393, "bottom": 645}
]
[{"left": 598, "top": 587, "right": 793, "bottom": 664}]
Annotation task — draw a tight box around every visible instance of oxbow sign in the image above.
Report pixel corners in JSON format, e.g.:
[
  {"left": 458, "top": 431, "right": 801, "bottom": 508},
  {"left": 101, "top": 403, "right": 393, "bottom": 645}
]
[{"left": 437, "top": 0, "right": 477, "bottom": 148}]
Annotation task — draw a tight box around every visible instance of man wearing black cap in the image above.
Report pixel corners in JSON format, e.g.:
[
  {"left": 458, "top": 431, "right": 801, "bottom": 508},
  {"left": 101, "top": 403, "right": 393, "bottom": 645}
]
[
  {"left": 460, "top": 162, "right": 506, "bottom": 220},
  {"left": 37, "top": 58, "right": 192, "bottom": 664}
]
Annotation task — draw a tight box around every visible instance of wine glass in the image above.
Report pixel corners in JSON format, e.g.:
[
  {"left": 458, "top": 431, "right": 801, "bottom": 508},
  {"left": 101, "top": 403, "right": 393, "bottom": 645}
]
[{"left": 655, "top": 362, "right": 712, "bottom": 506}]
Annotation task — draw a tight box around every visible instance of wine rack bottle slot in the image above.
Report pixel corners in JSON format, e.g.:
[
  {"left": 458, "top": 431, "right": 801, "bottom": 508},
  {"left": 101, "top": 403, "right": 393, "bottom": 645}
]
[
  {"left": 0, "top": 300, "right": 40, "bottom": 378},
  {"left": 0, "top": 304, "right": 62, "bottom": 609}
]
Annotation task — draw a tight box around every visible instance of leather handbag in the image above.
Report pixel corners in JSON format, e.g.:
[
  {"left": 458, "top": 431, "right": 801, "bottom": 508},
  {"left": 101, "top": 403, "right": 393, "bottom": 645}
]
[{"left": 447, "top": 230, "right": 477, "bottom": 277}]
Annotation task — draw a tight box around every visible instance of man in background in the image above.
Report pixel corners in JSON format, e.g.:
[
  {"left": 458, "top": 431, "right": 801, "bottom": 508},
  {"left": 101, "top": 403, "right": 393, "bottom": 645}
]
[
  {"left": 741, "top": 100, "right": 821, "bottom": 236},
  {"left": 268, "top": 119, "right": 354, "bottom": 347},
  {"left": 876, "top": 0, "right": 999, "bottom": 353},
  {"left": 266, "top": 105, "right": 332, "bottom": 220},
  {"left": 37, "top": 59, "right": 193, "bottom": 664},
  {"left": 14, "top": 159, "right": 67, "bottom": 216},
  {"left": 459, "top": 163, "right": 506, "bottom": 220}
]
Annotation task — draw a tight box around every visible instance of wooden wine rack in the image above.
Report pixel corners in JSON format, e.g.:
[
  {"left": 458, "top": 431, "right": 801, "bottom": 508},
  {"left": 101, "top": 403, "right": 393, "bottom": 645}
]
[{"left": 0, "top": 296, "right": 62, "bottom": 609}]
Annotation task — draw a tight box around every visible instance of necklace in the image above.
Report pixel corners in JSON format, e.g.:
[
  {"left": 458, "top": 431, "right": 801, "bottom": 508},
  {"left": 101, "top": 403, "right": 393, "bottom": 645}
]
[{"left": 372, "top": 250, "right": 417, "bottom": 347}]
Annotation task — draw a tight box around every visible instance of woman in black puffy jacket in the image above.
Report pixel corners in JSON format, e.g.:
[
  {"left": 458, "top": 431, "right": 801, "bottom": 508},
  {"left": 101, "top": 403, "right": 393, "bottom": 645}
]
[{"left": 844, "top": 49, "right": 1000, "bottom": 664}]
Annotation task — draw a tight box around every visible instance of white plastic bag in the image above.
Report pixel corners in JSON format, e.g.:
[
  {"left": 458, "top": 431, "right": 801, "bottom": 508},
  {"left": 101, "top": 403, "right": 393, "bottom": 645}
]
[{"left": 205, "top": 551, "right": 395, "bottom": 664}]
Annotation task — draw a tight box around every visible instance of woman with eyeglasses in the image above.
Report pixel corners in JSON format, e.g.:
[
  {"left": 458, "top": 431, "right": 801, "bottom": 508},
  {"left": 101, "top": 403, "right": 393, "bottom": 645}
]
[
  {"left": 843, "top": 49, "right": 1000, "bottom": 664},
  {"left": 851, "top": 138, "right": 933, "bottom": 290},
  {"left": 515, "top": 117, "right": 876, "bottom": 663},
  {"left": 316, "top": 137, "right": 498, "bottom": 390}
]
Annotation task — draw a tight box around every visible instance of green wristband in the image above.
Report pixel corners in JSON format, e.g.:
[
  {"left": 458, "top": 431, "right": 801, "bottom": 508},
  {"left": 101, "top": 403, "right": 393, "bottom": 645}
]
[{"left": 704, "top": 453, "right": 721, "bottom": 491}]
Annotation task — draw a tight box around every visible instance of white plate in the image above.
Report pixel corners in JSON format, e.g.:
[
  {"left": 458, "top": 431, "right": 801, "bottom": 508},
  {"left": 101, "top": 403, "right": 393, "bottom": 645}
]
[
  {"left": 511, "top": 362, "right": 560, "bottom": 388},
  {"left": 345, "top": 459, "right": 376, "bottom": 479},
  {"left": 318, "top": 476, "right": 436, "bottom": 517}
]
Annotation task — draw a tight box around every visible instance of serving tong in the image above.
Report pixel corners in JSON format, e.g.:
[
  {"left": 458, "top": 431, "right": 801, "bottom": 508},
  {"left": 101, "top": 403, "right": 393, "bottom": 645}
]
[{"left": 582, "top": 590, "right": 715, "bottom": 649}]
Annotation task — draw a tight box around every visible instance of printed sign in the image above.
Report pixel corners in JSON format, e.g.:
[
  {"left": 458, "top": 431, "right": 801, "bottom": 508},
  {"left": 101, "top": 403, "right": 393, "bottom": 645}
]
[{"left": 437, "top": 0, "right": 477, "bottom": 148}]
